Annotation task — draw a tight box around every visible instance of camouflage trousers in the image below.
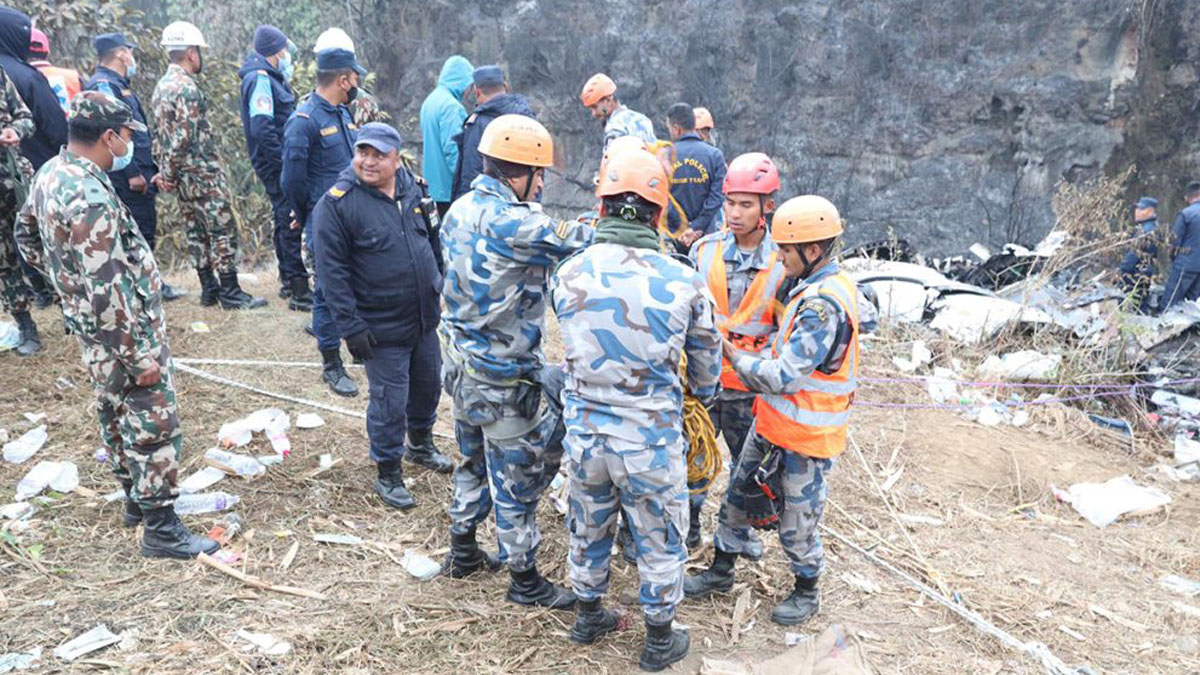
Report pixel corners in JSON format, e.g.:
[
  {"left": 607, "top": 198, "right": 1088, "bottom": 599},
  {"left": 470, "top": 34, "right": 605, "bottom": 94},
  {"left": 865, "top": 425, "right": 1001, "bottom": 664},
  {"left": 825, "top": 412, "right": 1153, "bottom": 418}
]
[
  {"left": 0, "top": 179, "right": 32, "bottom": 315},
  {"left": 690, "top": 393, "right": 755, "bottom": 507},
  {"left": 713, "top": 423, "right": 834, "bottom": 579},
  {"left": 566, "top": 433, "right": 689, "bottom": 622},
  {"left": 87, "top": 348, "right": 182, "bottom": 509},
  {"left": 177, "top": 172, "right": 239, "bottom": 274}
]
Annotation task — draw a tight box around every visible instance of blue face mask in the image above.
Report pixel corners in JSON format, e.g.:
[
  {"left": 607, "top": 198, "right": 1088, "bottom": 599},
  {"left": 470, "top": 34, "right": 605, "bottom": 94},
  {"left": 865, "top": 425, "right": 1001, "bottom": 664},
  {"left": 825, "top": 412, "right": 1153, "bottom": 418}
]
[
  {"left": 127, "top": 56, "right": 137, "bottom": 78},
  {"left": 108, "top": 132, "right": 134, "bottom": 172},
  {"left": 279, "top": 54, "right": 294, "bottom": 82}
]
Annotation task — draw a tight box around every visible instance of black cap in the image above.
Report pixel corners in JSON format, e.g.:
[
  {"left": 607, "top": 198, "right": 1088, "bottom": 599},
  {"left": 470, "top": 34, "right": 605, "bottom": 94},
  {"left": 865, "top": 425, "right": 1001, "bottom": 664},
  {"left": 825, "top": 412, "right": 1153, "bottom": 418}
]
[
  {"left": 355, "top": 122, "right": 402, "bottom": 154},
  {"left": 93, "top": 32, "right": 135, "bottom": 56},
  {"left": 316, "top": 48, "right": 366, "bottom": 76},
  {"left": 473, "top": 65, "right": 505, "bottom": 88}
]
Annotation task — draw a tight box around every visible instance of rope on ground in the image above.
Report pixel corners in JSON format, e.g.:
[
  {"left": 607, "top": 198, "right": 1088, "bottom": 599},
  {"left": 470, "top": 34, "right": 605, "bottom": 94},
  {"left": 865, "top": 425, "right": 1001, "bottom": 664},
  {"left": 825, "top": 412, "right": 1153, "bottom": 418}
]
[
  {"left": 175, "top": 362, "right": 367, "bottom": 419},
  {"left": 176, "top": 357, "right": 364, "bottom": 369},
  {"left": 820, "top": 523, "right": 1092, "bottom": 675}
]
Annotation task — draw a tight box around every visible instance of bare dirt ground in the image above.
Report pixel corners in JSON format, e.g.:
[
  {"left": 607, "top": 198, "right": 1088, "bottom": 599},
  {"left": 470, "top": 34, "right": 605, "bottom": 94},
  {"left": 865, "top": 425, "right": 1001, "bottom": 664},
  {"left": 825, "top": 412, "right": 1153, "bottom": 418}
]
[{"left": 2, "top": 267, "right": 1199, "bottom": 674}]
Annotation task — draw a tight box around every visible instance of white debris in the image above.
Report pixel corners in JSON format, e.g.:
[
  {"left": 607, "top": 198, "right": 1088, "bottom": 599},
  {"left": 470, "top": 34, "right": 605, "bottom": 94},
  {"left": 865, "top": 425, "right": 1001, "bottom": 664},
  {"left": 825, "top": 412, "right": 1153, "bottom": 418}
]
[
  {"left": 968, "top": 243, "right": 991, "bottom": 261},
  {"left": 1173, "top": 435, "right": 1200, "bottom": 482},
  {"left": 295, "top": 413, "right": 325, "bottom": 429},
  {"left": 929, "top": 295, "right": 1053, "bottom": 344},
  {"left": 21, "top": 412, "right": 45, "bottom": 424},
  {"left": 892, "top": 340, "right": 933, "bottom": 373},
  {"left": 2, "top": 425, "right": 47, "bottom": 464},
  {"left": 977, "top": 350, "right": 1062, "bottom": 382},
  {"left": 234, "top": 630, "right": 292, "bottom": 656},
  {"left": 1152, "top": 389, "right": 1200, "bottom": 417},
  {"left": 313, "top": 533, "right": 363, "bottom": 546},
  {"left": 178, "top": 466, "right": 228, "bottom": 494},
  {"left": 205, "top": 448, "right": 267, "bottom": 478},
  {"left": 218, "top": 408, "right": 291, "bottom": 457},
  {"left": 15, "top": 461, "right": 78, "bottom": 501},
  {"left": 1, "top": 502, "right": 34, "bottom": 520},
  {"left": 53, "top": 624, "right": 121, "bottom": 661},
  {"left": 0, "top": 320, "right": 19, "bottom": 351},
  {"left": 925, "top": 367, "right": 960, "bottom": 404},
  {"left": 174, "top": 491, "right": 239, "bottom": 515},
  {"left": 1160, "top": 574, "right": 1200, "bottom": 597},
  {"left": 0, "top": 647, "right": 41, "bottom": 672},
  {"left": 1053, "top": 475, "right": 1171, "bottom": 528},
  {"left": 401, "top": 549, "right": 442, "bottom": 581}
]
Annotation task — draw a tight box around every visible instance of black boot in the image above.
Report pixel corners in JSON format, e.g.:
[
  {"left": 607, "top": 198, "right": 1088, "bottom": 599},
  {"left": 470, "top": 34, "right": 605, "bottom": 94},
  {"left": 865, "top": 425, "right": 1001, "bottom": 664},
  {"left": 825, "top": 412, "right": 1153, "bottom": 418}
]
[
  {"left": 29, "top": 273, "right": 55, "bottom": 309},
  {"left": 771, "top": 575, "right": 820, "bottom": 626},
  {"left": 374, "top": 459, "right": 415, "bottom": 509},
  {"left": 639, "top": 616, "right": 689, "bottom": 672},
  {"left": 405, "top": 428, "right": 453, "bottom": 474},
  {"left": 117, "top": 478, "right": 143, "bottom": 528},
  {"left": 278, "top": 284, "right": 292, "bottom": 300},
  {"left": 686, "top": 502, "right": 703, "bottom": 551},
  {"left": 161, "top": 283, "right": 187, "bottom": 302},
  {"left": 217, "top": 270, "right": 268, "bottom": 310},
  {"left": 683, "top": 549, "right": 737, "bottom": 598},
  {"left": 321, "top": 348, "right": 358, "bottom": 397},
  {"left": 140, "top": 506, "right": 220, "bottom": 559},
  {"left": 570, "top": 598, "right": 621, "bottom": 645},
  {"left": 618, "top": 518, "right": 637, "bottom": 564},
  {"left": 442, "top": 528, "right": 501, "bottom": 578},
  {"left": 506, "top": 566, "right": 576, "bottom": 610},
  {"left": 287, "top": 276, "right": 313, "bottom": 312},
  {"left": 197, "top": 267, "right": 219, "bottom": 307},
  {"left": 13, "top": 311, "right": 39, "bottom": 357}
]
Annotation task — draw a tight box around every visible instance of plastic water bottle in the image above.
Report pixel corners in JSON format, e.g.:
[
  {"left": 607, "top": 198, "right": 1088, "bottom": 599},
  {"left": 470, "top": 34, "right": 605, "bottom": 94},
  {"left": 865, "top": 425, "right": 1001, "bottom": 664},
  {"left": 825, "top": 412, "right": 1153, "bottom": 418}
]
[
  {"left": 175, "top": 491, "right": 240, "bottom": 515},
  {"left": 205, "top": 448, "right": 266, "bottom": 478}
]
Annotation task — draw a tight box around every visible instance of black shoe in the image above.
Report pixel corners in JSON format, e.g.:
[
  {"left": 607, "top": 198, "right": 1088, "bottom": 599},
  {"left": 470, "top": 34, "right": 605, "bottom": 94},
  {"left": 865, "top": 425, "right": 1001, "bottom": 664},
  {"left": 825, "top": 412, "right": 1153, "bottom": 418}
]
[
  {"left": 506, "top": 566, "right": 576, "bottom": 610},
  {"left": 442, "top": 528, "right": 502, "bottom": 578},
  {"left": 686, "top": 503, "right": 703, "bottom": 552},
  {"left": 374, "top": 459, "right": 415, "bottom": 509},
  {"left": 140, "top": 506, "right": 220, "bottom": 559},
  {"left": 639, "top": 617, "right": 689, "bottom": 672},
  {"left": 570, "top": 598, "right": 621, "bottom": 645},
  {"left": 197, "top": 267, "right": 219, "bottom": 307},
  {"left": 32, "top": 287, "right": 55, "bottom": 309},
  {"left": 279, "top": 284, "right": 292, "bottom": 299},
  {"left": 287, "top": 276, "right": 312, "bottom": 312},
  {"left": 161, "top": 283, "right": 187, "bottom": 302},
  {"left": 217, "top": 270, "right": 268, "bottom": 310},
  {"left": 405, "top": 428, "right": 453, "bottom": 474},
  {"left": 13, "top": 311, "right": 39, "bottom": 357},
  {"left": 617, "top": 519, "right": 637, "bottom": 564},
  {"left": 117, "top": 478, "right": 143, "bottom": 528},
  {"left": 771, "top": 575, "right": 820, "bottom": 626},
  {"left": 321, "top": 349, "right": 359, "bottom": 397},
  {"left": 683, "top": 549, "right": 737, "bottom": 598}
]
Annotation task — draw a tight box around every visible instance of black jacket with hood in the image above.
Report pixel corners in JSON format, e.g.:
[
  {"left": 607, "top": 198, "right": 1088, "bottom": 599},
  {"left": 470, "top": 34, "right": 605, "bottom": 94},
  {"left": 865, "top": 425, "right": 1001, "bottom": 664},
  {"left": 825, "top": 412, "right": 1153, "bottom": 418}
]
[
  {"left": 0, "top": 8, "right": 67, "bottom": 170},
  {"left": 450, "top": 93, "right": 536, "bottom": 201}
]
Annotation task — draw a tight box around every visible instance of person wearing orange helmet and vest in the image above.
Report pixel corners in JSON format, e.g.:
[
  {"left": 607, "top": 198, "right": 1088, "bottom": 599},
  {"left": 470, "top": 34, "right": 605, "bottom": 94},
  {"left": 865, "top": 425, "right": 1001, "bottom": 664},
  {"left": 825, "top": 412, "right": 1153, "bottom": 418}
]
[
  {"left": 685, "top": 195, "right": 860, "bottom": 628},
  {"left": 686, "top": 152, "right": 789, "bottom": 555},
  {"left": 580, "top": 73, "right": 656, "bottom": 151},
  {"left": 28, "top": 28, "right": 82, "bottom": 113}
]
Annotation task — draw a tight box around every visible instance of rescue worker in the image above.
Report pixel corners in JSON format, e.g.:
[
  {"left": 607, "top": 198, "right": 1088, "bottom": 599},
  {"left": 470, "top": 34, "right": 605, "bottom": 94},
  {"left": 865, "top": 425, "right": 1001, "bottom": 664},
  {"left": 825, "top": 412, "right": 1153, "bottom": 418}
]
[
  {"left": 1161, "top": 182, "right": 1200, "bottom": 311},
  {"left": 313, "top": 123, "right": 452, "bottom": 509},
  {"left": 152, "top": 21, "right": 266, "bottom": 310},
  {"left": 552, "top": 148, "right": 722, "bottom": 671},
  {"left": 16, "top": 92, "right": 219, "bottom": 559},
  {"left": 281, "top": 47, "right": 365, "bottom": 397},
  {"left": 450, "top": 64, "right": 536, "bottom": 201},
  {"left": 665, "top": 103, "right": 726, "bottom": 246},
  {"left": 685, "top": 195, "right": 861, "bottom": 628},
  {"left": 1118, "top": 196, "right": 1159, "bottom": 314},
  {"left": 694, "top": 107, "right": 715, "bottom": 145},
  {"left": 28, "top": 28, "right": 82, "bottom": 112},
  {"left": 86, "top": 32, "right": 185, "bottom": 302},
  {"left": 440, "top": 114, "right": 590, "bottom": 608},
  {"left": 579, "top": 73, "right": 656, "bottom": 150},
  {"left": 0, "top": 55, "right": 37, "bottom": 356},
  {"left": 0, "top": 8, "right": 67, "bottom": 170},
  {"left": 238, "top": 25, "right": 310, "bottom": 311},
  {"left": 687, "top": 152, "right": 788, "bottom": 554},
  {"left": 419, "top": 55, "right": 474, "bottom": 218},
  {"left": 311, "top": 28, "right": 386, "bottom": 127}
]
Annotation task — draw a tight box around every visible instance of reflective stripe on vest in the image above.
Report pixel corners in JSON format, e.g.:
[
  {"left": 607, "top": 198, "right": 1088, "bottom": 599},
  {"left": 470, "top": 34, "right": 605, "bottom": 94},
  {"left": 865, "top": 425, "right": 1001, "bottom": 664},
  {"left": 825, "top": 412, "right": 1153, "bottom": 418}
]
[
  {"left": 753, "top": 270, "right": 860, "bottom": 458},
  {"left": 696, "top": 237, "right": 786, "bottom": 391}
]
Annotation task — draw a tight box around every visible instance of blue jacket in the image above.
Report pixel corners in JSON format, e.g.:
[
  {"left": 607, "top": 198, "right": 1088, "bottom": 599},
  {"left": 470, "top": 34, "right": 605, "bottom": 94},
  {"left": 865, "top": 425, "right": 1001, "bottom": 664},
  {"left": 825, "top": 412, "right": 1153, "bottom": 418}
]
[
  {"left": 313, "top": 165, "right": 442, "bottom": 346},
  {"left": 281, "top": 92, "right": 356, "bottom": 228},
  {"left": 0, "top": 9, "right": 66, "bottom": 170},
  {"left": 419, "top": 55, "right": 473, "bottom": 203},
  {"left": 1119, "top": 218, "right": 1158, "bottom": 278},
  {"left": 238, "top": 52, "right": 295, "bottom": 194},
  {"left": 84, "top": 65, "right": 157, "bottom": 189},
  {"left": 668, "top": 132, "right": 727, "bottom": 235},
  {"left": 451, "top": 92, "right": 535, "bottom": 201},
  {"left": 1171, "top": 203, "right": 1200, "bottom": 271}
]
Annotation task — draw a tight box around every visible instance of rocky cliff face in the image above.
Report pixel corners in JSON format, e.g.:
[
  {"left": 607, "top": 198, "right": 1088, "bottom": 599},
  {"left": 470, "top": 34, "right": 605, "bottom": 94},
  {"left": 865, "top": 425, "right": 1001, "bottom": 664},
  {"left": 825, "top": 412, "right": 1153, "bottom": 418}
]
[{"left": 359, "top": 0, "right": 1200, "bottom": 255}]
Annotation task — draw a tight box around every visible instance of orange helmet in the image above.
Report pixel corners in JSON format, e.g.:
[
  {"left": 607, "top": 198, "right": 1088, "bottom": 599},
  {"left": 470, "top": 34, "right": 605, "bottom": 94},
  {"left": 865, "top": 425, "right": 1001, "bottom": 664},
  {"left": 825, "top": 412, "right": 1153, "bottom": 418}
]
[
  {"left": 478, "top": 114, "right": 554, "bottom": 167},
  {"left": 597, "top": 149, "right": 670, "bottom": 209},
  {"left": 772, "top": 196, "right": 843, "bottom": 244},
  {"left": 598, "top": 135, "right": 649, "bottom": 176},
  {"left": 693, "top": 107, "right": 713, "bottom": 130},
  {"left": 724, "top": 152, "right": 780, "bottom": 195},
  {"left": 580, "top": 73, "right": 616, "bottom": 107}
]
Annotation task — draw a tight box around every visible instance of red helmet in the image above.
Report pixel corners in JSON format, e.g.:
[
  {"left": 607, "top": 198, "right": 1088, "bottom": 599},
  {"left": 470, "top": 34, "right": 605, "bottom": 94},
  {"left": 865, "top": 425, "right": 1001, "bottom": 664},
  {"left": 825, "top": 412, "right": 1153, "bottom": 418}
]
[{"left": 723, "top": 152, "right": 780, "bottom": 195}]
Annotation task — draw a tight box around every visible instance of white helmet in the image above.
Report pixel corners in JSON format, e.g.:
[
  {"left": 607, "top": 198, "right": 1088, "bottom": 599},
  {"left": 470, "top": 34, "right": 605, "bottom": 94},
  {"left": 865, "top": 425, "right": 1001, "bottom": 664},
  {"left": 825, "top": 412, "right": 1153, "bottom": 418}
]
[
  {"left": 313, "top": 27, "right": 355, "bottom": 54},
  {"left": 161, "top": 21, "right": 207, "bottom": 49}
]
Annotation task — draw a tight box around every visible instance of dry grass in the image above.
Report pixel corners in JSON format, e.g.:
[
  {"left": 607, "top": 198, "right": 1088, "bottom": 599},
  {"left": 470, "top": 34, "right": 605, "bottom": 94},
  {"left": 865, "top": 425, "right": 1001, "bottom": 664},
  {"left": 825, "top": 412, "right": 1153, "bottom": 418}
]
[{"left": 2, "top": 265, "right": 1199, "bottom": 674}]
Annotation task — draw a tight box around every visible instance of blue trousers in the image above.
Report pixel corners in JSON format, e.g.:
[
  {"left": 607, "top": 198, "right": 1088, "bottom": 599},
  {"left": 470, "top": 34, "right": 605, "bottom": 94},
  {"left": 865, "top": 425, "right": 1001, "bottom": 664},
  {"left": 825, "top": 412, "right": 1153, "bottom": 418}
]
[
  {"left": 1160, "top": 265, "right": 1200, "bottom": 312},
  {"left": 304, "top": 222, "right": 341, "bottom": 352},
  {"left": 114, "top": 179, "right": 157, "bottom": 250},
  {"left": 362, "top": 330, "right": 442, "bottom": 463},
  {"left": 268, "top": 188, "right": 305, "bottom": 285}
]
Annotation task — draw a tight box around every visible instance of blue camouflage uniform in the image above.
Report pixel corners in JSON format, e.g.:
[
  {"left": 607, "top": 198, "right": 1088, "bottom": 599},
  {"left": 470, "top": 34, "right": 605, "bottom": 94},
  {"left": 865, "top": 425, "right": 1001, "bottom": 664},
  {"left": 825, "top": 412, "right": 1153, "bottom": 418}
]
[
  {"left": 668, "top": 132, "right": 727, "bottom": 236},
  {"left": 717, "top": 263, "right": 852, "bottom": 581},
  {"left": 281, "top": 92, "right": 356, "bottom": 352},
  {"left": 1162, "top": 201, "right": 1200, "bottom": 311},
  {"left": 604, "top": 104, "right": 656, "bottom": 149},
  {"left": 551, "top": 221, "right": 722, "bottom": 623},
  {"left": 238, "top": 52, "right": 302, "bottom": 286},
  {"left": 440, "top": 173, "right": 593, "bottom": 572},
  {"left": 84, "top": 65, "right": 159, "bottom": 248}
]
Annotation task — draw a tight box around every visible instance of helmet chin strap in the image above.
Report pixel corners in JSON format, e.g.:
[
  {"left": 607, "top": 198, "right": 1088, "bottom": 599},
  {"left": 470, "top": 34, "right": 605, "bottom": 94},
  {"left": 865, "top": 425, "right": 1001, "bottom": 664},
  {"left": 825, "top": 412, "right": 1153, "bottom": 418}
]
[{"left": 796, "top": 243, "right": 827, "bottom": 279}]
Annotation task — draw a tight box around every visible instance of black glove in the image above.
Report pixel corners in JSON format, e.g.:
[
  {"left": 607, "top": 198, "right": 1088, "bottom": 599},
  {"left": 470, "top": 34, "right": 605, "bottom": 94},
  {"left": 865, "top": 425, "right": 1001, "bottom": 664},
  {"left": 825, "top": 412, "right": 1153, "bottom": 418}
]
[
  {"left": 345, "top": 329, "right": 377, "bottom": 362},
  {"left": 742, "top": 445, "right": 785, "bottom": 531}
]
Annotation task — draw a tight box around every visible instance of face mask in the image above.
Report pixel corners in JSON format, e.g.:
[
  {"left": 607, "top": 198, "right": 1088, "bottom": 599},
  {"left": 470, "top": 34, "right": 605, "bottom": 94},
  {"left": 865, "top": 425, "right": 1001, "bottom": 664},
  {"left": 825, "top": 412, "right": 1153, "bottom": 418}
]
[
  {"left": 108, "top": 131, "right": 134, "bottom": 172},
  {"left": 345, "top": 83, "right": 359, "bottom": 104},
  {"left": 126, "top": 56, "right": 137, "bottom": 77},
  {"left": 279, "top": 54, "right": 294, "bottom": 82},
  {"left": 195, "top": 50, "right": 203, "bottom": 75}
]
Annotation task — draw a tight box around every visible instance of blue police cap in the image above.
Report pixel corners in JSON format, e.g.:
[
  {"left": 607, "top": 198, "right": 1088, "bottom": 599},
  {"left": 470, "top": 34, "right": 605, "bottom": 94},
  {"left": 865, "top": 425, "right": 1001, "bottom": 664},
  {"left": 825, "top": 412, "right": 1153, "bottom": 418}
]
[
  {"left": 473, "top": 65, "right": 505, "bottom": 88},
  {"left": 1136, "top": 197, "right": 1158, "bottom": 209},
  {"left": 93, "top": 32, "right": 135, "bottom": 56},
  {"left": 355, "top": 122, "right": 402, "bottom": 154},
  {"left": 316, "top": 48, "right": 367, "bottom": 76}
]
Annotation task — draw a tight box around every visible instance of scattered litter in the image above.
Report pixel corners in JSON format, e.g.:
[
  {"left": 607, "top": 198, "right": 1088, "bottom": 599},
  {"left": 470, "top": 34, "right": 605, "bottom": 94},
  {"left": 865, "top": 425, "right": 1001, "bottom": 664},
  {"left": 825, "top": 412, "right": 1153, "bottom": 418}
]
[
  {"left": 205, "top": 448, "right": 266, "bottom": 479},
  {"left": 53, "top": 376, "right": 75, "bottom": 391},
  {"left": 208, "top": 513, "right": 245, "bottom": 545},
  {"left": 234, "top": 629, "right": 292, "bottom": 657},
  {"left": 969, "top": 243, "right": 991, "bottom": 261},
  {"left": 93, "top": 447, "right": 107, "bottom": 463},
  {"left": 1161, "top": 574, "right": 1200, "bottom": 597},
  {"left": 179, "top": 466, "right": 227, "bottom": 494},
  {"left": 401, "top": 549, "right": 441, "bottom": 581},
  {"left": 174, "top": 491, "right": 239, "bottom": 515},
  {"left": 15, "top": 461, "right": 78, "bottom": 500},
  {"left": 1151, "top": 389, "right": 1200, "bottom": 417},
  {"left": 211, "top": 550, "right": 244, "bottom": 565},
  {"left": 1011, "top": 410, "right": 1030, "bottom": 427},
  {"left": 892, "top": 340, "right": 932, "bottom": 373},
  {"left": 1174, "top": 602, "right": 1200, "bottom": 619},
  {"left": 975, "top": 405, "right": 1005, "bottom": 427},
  {"left": 295, "top": 413, "right": 325, "bottom": 429},
  {"left": 238, "top": 273, "right": 259, "bottom": 284},
  {"left": 21, "top": 412, "right": 45, "bottom": 424},
  {"left": 1, "top": 502, "right": 34, "bottom": 520},
  {"left": 0, "top": 320, "right": 19, "bottom": 351},
  {"left": 1053, "top": 475, "right": 1171, "bottom": 527},
  {"left": 1088, "top": 414, "right": 1132, "bottom": 437},
  {"left": 1172, "top": 435, "right": 1200, "bottom": 481},
  {"left": 0, "top": 647, "right": 40, "bottom": 672},
  {"left": 218, "top": 408, "right": 291, "bottom": 457},
  {"left": 102, "top": 489, "right": 125, "bottom": 503},
  {"left": 189, "top": 321, "right": 211, "bottom": 333},
  {"left": 925, "top": 368, "right": 960, "bottom": 404},
  {"left": 2, "top": 425, "right": 47, "bottom": 464},
  {"left": 977, "top": 350, "right": 1062, "bottom": 382},
  {"left": 783, "top": 632, "right": 809, "bottom": 646},
  {"left": 256, "top": 454, "right": 284, "bottom": 467},
  {"left": 53, "top": 624, "right": 121, "bottom": 661},
  {"left": 313, "top": 533, "right": 363, "bottom": 546},
  {"left": 318, "top": 453, "right": 334, "bottom": 469},
  {"left": 840, "top": 572, "right": 882, "bottom": 594}
]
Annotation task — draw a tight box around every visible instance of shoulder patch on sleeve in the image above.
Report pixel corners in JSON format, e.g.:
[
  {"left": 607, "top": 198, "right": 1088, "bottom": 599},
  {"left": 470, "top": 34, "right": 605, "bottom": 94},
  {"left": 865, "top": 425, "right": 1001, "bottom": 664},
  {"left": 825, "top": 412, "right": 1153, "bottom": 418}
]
[
  {"left": 327, "top": 185, "right": 348, "bottom": 200},
  {"left": 249, "top": 73, "right": 274, "bottom": 118},
  {"left": 319, "top": 126, "right": 339, "bottom": 136},
  {"left": 295, "top": 111, "right": 310, "bottom": 119},
  {"left": 554, "top": 219, "right": 573, "bottom": 239},
  {"left": 82, "top": 177, "right": 109, "bottom": 206}
]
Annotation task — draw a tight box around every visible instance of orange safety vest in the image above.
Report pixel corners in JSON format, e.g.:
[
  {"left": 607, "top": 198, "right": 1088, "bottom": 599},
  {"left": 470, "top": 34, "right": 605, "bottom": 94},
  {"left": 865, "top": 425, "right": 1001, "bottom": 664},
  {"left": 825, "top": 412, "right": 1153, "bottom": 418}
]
[
  {"left": 35, "top": 64, "right": 82, "bottom": 113},
  {"left": 695, "top": 237, "right": 787, "bottom": 391},
  {"left": 753, "top": 270, "right": 860, "bottom": 458}
]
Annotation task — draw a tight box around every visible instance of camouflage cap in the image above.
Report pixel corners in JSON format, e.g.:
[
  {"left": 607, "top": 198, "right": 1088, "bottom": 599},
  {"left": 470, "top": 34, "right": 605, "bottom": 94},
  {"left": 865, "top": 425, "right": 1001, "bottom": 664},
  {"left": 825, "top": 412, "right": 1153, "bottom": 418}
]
[{"left": 68, "top": 91, "right": 147, "bottom": 133}]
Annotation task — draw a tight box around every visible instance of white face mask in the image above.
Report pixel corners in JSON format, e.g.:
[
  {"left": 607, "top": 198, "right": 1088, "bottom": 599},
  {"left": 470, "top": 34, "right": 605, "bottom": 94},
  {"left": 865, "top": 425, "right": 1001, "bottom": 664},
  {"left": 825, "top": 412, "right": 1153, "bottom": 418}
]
[
  {"left": 107, "top": 131, "right": 134, "bottom": 172},
  {"left": 126, "top": 55, "right": 138, "bottom": 77}
]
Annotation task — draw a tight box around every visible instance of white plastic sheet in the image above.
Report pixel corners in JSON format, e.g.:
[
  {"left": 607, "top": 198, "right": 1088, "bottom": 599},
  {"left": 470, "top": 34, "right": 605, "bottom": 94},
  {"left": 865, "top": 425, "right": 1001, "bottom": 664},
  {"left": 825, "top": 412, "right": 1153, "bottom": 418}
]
[
  {"left": 2, "top": 425, "right": 46, "bottom": 464},
  {"left": 15, "top": 461, "right": 78, "bottom": 501},
  {"left": 1055, "top": 475, "right": 1171, "bottom": 527}
]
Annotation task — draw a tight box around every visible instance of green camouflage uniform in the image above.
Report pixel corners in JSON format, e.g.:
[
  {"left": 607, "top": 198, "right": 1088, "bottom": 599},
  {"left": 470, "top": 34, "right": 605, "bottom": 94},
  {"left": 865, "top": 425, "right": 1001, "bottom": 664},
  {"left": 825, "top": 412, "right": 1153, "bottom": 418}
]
[
  {"left": 0, "top": 66, "right": 35, "bottom": 317},
  {"left": 16, "top": 92, "right": 181, "bottom": 509},
  {"left": 151, "top": 63, "right": 239, "bottom": 274},
  {"left": 349, "top": 90, "right": 385, "bottom": 125}
]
